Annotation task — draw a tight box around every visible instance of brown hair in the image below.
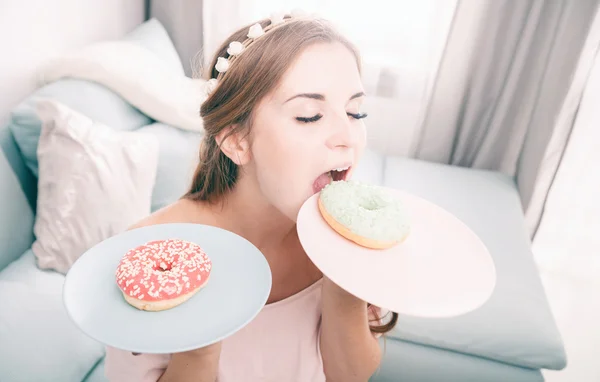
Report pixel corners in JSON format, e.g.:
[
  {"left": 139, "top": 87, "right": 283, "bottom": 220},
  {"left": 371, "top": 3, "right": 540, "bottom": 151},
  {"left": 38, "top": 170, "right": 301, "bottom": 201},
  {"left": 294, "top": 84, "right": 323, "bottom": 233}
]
[{"left": 185, "top": 15, "right": 398, "bottom": 336}]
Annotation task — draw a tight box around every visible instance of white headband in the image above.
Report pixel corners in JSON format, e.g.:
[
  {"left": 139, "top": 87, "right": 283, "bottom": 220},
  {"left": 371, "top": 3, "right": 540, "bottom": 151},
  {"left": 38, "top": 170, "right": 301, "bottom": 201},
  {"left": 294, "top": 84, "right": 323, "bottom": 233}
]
[{"left": 203, "top": 9, "right": 313, "bottom": 97}]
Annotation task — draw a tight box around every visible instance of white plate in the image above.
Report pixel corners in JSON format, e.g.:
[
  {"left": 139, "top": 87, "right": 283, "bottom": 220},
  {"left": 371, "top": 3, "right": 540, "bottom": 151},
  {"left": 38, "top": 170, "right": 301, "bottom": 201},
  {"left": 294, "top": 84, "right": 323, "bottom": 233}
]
[
  {"left": 297, "top": 189, "right": 496, "bottom": 318},
  {"left": 63, "top": 223, "right": 272, "bottom": 354}
]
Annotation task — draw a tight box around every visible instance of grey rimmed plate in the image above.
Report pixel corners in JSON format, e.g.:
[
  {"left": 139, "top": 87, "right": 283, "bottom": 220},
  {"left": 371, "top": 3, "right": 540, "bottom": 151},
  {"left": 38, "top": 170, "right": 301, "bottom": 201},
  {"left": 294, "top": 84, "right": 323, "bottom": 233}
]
[{"left": 63, "top": 223, "right": 272, "bottom": 354}]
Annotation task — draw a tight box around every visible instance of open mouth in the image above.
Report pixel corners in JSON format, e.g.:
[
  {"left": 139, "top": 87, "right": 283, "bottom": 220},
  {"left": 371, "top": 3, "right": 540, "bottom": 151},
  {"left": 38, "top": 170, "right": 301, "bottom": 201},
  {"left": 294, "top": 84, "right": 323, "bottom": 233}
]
[
  {"left": 329, "top": 166, "right": 350, "bottom": 182},
  {"left": 312, "top": 165, "right": 351, "bottom": 193}
]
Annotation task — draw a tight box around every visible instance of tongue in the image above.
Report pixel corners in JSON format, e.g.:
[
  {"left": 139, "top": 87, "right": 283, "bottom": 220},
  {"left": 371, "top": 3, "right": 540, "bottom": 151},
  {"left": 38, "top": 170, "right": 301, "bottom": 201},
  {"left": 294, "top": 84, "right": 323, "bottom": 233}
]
[{"left": 313, "top": 173, "right": 331, "bottom": 193}]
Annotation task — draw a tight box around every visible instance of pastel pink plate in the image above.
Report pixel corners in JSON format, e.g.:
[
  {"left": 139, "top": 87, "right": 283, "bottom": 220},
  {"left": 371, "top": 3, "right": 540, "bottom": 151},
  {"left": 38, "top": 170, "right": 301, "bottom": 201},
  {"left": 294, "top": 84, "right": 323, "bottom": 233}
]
[{"left": 296, "top": 188, "right": 497, "bottom": 318}]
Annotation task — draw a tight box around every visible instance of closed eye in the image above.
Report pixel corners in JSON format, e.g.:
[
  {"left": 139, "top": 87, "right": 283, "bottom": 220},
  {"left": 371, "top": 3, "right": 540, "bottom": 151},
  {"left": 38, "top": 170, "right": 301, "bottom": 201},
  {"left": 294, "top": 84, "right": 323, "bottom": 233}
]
[
  {"left": 296, "top": 114, "right": 322, "bottom": 123},
  {"left": 296, "top": 112, "right": 368, "bottom": 123},
  {"left": 348, "top": 112, "right": 368, "bottom": 120}
]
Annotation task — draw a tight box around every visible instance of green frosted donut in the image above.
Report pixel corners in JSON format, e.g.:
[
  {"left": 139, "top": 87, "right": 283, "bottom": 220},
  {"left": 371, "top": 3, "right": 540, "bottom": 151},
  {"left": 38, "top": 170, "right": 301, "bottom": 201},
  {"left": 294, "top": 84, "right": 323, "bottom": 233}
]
[{"left": 318, "top": 180, "right": 410, "bottom": 248}]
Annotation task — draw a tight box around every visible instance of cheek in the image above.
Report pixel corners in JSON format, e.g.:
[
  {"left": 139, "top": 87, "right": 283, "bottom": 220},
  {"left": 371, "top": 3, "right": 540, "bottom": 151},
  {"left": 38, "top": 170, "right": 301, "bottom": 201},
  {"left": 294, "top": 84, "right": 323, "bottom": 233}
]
[
  {"left": 253, "top": 126, "right": 296, "bottom": 167},
  {"left": 251, "top": 124, "right": 311, "bottom": 188},
  {"left": 358, "top": 123, "right": 367, "bottom": 145}
]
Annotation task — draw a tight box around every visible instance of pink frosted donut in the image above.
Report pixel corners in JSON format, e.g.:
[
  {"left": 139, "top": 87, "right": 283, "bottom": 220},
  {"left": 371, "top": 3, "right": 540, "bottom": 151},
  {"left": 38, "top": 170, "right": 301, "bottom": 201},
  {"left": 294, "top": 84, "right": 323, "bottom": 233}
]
[{"left": 115, "top": 238, "right": 212, "bottom": 311}]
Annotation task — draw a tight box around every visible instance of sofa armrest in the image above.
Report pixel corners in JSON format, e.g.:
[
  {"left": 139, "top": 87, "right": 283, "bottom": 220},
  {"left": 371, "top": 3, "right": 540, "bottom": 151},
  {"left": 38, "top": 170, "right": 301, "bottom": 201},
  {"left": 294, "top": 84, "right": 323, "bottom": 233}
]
[{"left": 379, "top": 156, "right": 567, "bottom": 371}]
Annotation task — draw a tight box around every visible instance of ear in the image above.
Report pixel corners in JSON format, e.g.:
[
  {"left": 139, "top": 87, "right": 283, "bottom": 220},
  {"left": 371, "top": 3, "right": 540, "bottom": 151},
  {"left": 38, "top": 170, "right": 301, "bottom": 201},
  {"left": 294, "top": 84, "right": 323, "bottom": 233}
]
[{"left": 215, "top": 125, "right": 251, "bottom": 166}]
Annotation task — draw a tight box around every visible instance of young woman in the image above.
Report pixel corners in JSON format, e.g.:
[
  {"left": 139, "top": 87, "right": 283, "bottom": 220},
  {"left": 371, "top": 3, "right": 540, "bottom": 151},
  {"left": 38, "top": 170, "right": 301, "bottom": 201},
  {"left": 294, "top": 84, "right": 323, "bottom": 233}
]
[{"left": 106, "top": 13, "right": 398, "bottom": 382}]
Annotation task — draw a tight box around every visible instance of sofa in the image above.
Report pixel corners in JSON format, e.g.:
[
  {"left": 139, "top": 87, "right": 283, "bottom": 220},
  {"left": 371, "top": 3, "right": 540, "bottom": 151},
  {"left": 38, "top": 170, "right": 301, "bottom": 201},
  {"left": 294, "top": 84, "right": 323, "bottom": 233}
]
[{"left": 0, "top": 19, "right": 566, "bottom": 382}]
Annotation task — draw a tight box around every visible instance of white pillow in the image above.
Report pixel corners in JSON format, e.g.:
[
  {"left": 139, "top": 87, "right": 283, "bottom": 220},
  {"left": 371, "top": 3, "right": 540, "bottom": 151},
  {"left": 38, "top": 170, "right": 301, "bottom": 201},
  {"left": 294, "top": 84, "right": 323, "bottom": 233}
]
[
  {"left": 39, "top": 41, "right": 207, "bottom": 133},
  {"left": 32, "top": 100, "right": 160, "bottom": 274}
]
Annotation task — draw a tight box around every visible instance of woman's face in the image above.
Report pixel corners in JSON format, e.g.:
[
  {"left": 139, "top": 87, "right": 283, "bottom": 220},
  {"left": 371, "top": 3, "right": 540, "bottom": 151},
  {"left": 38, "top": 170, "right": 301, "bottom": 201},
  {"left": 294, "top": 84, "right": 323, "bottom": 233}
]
[{"left": 246, "top": 41, "right": 367, "bottom": 221}]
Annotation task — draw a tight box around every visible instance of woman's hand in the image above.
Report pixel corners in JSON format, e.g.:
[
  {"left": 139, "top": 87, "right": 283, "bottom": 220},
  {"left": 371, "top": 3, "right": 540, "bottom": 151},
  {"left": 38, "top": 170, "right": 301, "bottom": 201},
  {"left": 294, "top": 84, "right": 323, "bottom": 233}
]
[{"left": 156, "top": 341, "right": 222, "bottom": 382}]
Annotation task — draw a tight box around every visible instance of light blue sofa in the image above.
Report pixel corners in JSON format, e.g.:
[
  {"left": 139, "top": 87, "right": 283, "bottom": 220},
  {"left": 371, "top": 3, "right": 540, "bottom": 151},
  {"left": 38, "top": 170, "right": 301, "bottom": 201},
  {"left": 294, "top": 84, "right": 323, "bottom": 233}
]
[{"left": 0, "top": 19, "right": 566, "bottom": 382}]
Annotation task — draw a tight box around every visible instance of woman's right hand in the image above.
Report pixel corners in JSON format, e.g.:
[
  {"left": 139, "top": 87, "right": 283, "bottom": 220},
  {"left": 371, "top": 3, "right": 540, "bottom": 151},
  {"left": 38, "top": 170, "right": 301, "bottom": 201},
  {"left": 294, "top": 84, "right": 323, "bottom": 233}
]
[{"left": 156, "top": 341, "right": 222, "bottom": 382}]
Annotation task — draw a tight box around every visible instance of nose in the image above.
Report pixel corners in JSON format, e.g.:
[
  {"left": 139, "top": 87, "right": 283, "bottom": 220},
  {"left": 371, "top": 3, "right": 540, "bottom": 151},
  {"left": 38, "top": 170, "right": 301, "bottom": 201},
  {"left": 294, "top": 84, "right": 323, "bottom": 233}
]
[{"left": 325, "top": 112, "right": 360, "bottom": 150}]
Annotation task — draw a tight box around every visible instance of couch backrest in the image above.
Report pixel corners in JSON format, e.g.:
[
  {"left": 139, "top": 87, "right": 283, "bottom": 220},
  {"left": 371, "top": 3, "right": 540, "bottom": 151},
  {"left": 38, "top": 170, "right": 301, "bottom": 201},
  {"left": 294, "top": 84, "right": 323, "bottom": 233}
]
[
  {"left": 0, "top": 124, "right": 35, "bottom": 271},
  {"left": 0, "top": 17, "right": 202, "bottom": 272}
]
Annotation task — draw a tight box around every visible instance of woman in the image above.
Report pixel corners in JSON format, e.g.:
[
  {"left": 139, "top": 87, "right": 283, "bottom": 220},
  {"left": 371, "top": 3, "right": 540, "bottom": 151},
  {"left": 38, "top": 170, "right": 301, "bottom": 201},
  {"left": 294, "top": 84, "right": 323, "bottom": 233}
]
[{"left": 106, "top": 12, "right": 398, "bottom": 382}]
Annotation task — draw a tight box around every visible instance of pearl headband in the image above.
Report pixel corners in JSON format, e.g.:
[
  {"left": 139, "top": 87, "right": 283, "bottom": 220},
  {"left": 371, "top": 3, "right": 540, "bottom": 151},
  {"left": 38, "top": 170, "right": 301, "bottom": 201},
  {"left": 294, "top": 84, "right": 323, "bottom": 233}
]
[{"left": 203, "top": 9, "right": 312, "bottom": 97}]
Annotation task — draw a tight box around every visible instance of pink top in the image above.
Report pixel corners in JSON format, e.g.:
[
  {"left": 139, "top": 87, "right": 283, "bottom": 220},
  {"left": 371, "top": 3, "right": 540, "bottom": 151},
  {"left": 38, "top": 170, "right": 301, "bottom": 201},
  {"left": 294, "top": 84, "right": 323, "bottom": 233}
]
[{"left": 105, "top": 279, "right": 384, "bottom": 381}]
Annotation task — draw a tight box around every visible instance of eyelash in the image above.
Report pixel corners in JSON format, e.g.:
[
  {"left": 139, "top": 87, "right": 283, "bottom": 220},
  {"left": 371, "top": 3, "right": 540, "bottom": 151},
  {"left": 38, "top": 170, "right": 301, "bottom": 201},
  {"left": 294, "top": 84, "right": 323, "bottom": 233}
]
[
  {"left": 296, "top": 112, "right": 368, "bottom": 123},
  {"left": 296, "top": 114, "right": 323, "bottom": 123}
]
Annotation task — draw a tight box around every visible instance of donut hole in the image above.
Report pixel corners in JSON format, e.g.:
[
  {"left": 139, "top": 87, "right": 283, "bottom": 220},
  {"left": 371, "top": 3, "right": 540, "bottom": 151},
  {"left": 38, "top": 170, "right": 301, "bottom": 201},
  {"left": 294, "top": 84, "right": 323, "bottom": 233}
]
[
  {"left": 153, "top": 261, "right": 173, "bottom": 272},
  {"left": 359, "top": 198, "right": 386, "bottom": 211}
]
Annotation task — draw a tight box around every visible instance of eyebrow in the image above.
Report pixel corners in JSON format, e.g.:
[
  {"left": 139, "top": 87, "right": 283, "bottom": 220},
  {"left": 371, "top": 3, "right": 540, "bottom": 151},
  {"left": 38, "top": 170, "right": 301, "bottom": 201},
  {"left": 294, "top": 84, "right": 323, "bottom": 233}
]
[{"left": 284, "top": 91, "right": 366, "bottom": 103}]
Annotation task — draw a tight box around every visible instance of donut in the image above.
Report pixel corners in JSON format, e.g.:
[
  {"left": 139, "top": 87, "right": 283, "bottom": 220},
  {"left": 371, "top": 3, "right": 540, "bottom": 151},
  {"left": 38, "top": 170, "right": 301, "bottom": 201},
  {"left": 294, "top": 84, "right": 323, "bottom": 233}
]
[
  {"left": 115, "top": 238, "right": 212, "bottom": 311},
  {"left": 318, "top": 180, "right": 410, "bottom": 249}
]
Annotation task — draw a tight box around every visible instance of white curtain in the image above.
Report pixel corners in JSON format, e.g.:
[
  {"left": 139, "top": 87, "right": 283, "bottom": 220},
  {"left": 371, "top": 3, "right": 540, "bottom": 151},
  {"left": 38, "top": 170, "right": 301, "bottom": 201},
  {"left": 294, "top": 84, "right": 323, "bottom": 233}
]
[
  {"left": 202, "top": 0, "right": 457, "bottom": 156},
  {"left": 528, "top": 7, "right": 600, "bottom": 282}
]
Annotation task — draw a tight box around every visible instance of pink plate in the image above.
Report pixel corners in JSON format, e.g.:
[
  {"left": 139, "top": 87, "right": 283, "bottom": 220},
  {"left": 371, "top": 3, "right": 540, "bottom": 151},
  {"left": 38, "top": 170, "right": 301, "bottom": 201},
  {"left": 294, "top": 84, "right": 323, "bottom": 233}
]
[{"left": 296, "top": 189, "right": 496, "bottom": 318}]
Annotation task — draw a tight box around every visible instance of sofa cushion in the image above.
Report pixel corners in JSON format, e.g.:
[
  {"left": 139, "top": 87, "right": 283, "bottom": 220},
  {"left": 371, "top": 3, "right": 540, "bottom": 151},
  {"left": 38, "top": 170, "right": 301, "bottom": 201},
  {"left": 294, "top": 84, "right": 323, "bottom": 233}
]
[
  {"left": 32, "top": 100, "right": 159, "bottom": 274},
  {"left": 9, "top": 79, "right": 152, "bottom": 179},
  {"left": 135, "top": 123, "right": 202, "bottom": 212},
  {"left": 371, "top": 336, "right": 543, "bottom": 382},
  {"left": 83, "top": 358, "right": 108, "bottom": 382},
  {"left": 0, "top": 250, "right": 104, "bottom": 382},
  {"left": 0, "top": 125, "right": 37, "bottom": 209},
  {"left": 8, "top": 17, "right": 186, "bottom": 180},
  {"left": 122, "top": 18, "right": 185, "bottom": 76},
  {"left": 379, "top": 156, "right": 566, "bottom": 370},
  {"left": 0, "top": 148, "right": 34, "bottom": 271}
]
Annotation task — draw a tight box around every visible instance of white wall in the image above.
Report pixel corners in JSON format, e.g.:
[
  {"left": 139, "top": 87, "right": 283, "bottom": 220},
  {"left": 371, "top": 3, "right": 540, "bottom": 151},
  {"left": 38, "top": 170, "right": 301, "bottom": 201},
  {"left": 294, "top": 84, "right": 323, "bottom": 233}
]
[{"left": 0, "top": 0, "right": 145, "bottom": 126}]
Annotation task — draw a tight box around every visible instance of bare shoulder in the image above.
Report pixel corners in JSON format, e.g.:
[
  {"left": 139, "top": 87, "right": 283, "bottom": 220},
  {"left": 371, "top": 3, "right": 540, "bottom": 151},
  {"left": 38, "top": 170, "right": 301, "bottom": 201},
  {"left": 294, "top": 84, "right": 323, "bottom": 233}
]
[{"left": 128, "top": 198, "right": 215, "bottom": 231}]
